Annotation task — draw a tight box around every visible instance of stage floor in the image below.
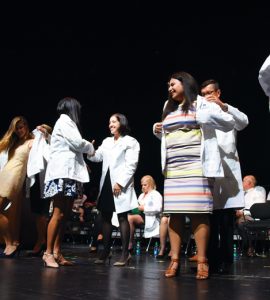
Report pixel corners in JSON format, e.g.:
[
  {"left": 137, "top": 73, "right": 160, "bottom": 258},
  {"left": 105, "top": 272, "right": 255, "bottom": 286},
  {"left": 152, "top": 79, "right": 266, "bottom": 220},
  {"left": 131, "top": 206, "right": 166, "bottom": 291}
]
[{"left": 1, "top": 243, "right": 270, "bottom": 300}]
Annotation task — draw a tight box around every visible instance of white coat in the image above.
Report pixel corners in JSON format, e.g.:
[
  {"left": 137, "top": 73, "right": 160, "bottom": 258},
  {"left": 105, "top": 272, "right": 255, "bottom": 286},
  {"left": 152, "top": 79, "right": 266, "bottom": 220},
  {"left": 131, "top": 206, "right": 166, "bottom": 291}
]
[
  {"left": 212, "top": 104, "right": 249, "bottom": 209},
  {"left": 258, "top": 54, "right": 270, "bottom": 110},
  {"left": 45, "top": 114, "right": 94, "bottom": 183},
  {"left": 26, "top": 129, "right": 51, "bottom": 198},
  {"left": 154, "top": 96, "right": 236, "bottom": 178},
  {"left": 88, "top": 135, "right": 140, "bottom": 214},
  {"left": 138, "top": 189, "right": 162, "bottom": 238}
]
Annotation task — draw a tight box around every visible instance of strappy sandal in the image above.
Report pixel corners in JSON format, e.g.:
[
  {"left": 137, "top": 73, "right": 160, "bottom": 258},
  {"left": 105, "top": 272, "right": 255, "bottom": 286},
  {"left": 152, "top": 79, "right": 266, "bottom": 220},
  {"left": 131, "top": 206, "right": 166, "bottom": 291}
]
[
  {"left": 54, "top": 253, "right": 74, "bottom": 266},
  {"left": 165, "top": 258, "right": 180, "bottom": 278},
  {"left": 196, "top": 259, "right": 209, "bottom": 280}
]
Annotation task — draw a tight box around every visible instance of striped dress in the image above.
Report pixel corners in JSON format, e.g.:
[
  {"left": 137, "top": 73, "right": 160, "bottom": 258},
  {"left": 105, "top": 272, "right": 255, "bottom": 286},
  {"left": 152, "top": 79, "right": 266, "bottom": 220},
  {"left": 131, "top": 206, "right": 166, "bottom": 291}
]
[{"left": 163, "top": 104, "right": 213, "bottom": 214}]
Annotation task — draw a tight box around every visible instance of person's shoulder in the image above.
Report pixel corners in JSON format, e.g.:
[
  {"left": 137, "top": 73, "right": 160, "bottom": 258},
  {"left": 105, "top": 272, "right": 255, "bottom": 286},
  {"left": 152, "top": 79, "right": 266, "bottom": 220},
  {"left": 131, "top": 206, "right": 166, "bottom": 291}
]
[
  {"left": 124, "top": 135, "right": 139, "bottom": 144},
  {"left": 151, "top": 189, "right": 162, "bottom": 197}
]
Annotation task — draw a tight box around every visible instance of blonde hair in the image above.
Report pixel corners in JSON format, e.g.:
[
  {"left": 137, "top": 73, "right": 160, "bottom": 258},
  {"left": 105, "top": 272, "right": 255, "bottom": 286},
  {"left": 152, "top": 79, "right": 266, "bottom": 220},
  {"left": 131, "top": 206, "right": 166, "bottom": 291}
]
[
  {"left": 0, "top": 116, "right": 33, "bottom": 159},
  {"left": 141, "top": 175, "right": 156, "bottom": 190},
  {"left": 40, "top": 124, "right": 53, "bottom": 135}
]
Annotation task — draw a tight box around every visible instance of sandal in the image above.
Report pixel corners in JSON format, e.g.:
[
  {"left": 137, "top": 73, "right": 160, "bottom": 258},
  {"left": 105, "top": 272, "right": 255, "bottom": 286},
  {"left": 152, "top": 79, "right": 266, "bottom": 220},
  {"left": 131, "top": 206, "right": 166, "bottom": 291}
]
[
  {"left": 165, "top": 258, "right": 180, "bottom": 278},
  {"left": 196, "top": 259, "right": 209, "bottom": 280},
  {"left": 54, "top": 253, "right": 74, "bottom": 266}
]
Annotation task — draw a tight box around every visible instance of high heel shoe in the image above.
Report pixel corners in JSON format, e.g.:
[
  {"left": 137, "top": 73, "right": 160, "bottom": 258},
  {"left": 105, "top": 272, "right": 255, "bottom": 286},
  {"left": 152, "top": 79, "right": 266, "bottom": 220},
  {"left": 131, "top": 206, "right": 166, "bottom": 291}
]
[
  {"left": 165, "top": 258, "right": 180, "bottom": 278},
  {"left": 94, "top": 250, "right": 112, "bottom": 265},
  {"left": 42, "top": 252, "right": 59, "bottom": 268},
  {"left": 54, "top": 252, "right": 74, "bottom": 266},
  {"left": 196, "top": 259, "right": 209, "bottom": 280},
  {"left": 4, "top": 245, "right": 21, "bottom": 259},
  {"left": 113, "top": 253, "right": 132, "bottom": 267}
]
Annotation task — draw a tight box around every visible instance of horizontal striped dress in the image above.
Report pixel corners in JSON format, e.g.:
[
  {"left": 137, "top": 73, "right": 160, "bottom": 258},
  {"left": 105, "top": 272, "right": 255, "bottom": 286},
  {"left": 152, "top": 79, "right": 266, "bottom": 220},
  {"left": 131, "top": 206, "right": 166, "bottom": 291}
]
[{"left": 163, "top": 104, "right": 213, "bottom": 214}]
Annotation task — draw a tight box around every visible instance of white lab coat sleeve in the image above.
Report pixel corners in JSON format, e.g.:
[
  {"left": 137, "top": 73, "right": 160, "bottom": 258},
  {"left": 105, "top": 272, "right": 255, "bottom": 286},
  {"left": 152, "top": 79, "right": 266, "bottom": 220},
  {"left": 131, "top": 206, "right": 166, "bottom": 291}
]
[
  {"left": 0, "top": 150, "right": 8, "bottom": 171},
  {"left": 227, "top": 104, "right": 249, "bottom": 131},
  {"left": 196, "top": 98, "right": 235, "bottom": 132},
  {"left": 259, "top": 54, "right": 270, "bottom": 97},
  {"left": 87, "top": 141, "right": 104, "bottom": 162},
  {"left": 60, "top": 116, "right": 94, "bottom": 155}
]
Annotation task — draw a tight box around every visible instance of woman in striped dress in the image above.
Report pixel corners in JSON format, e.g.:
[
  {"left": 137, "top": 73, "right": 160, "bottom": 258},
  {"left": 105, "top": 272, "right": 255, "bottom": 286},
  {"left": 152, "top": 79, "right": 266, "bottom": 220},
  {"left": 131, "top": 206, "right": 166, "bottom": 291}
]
[{"left": 154, "top": 71, "right": 235, "bottom": 279}]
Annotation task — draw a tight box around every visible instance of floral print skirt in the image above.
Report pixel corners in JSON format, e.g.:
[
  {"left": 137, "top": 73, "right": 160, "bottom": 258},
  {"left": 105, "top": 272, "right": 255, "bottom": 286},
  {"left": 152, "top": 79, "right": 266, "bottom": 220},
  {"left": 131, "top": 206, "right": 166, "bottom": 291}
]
[{"left": 43, "top": 178, "right": 83, "bottom": 199}]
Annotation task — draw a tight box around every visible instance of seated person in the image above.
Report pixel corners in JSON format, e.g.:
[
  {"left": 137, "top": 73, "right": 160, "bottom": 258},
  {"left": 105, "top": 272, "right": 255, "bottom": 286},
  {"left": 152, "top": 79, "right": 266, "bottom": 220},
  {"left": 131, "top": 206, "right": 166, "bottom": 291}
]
[
  {"left": 78, "top": 197, "right": 96, "bottom": 223},
  {"left": 235, "top": 175, "right": 266, "bottom": 256},
  {"left": 128, "top": 175, "right": 162, "bottom": 251}
]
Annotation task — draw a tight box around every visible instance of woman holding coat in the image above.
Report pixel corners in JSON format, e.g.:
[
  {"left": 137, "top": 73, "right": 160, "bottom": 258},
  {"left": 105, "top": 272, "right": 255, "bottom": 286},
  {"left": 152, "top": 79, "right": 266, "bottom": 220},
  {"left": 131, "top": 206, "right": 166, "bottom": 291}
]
[{"left": 88, "top": 113, "right": 140, "bottom": 266}]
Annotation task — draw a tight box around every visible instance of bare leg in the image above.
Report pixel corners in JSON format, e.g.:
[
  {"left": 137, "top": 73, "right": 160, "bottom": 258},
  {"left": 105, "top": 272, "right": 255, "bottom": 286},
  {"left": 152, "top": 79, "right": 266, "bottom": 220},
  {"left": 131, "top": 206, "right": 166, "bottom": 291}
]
[
  {"left": 46, "top": 196, "right": 67, "bottom": 254},
  {"left": 128, "top": 214, "right": 144, "bottom": 250},
  {"left": 159, "top": 216, "right": 169, "bottom": 255},
  {"left": 53, "top": 198, "right": 73, "bottom": 255},
  {"left": 190, "top": 214, "right": 210, "bottom": 279},
  {"left": 165, "top": 214, "right": 185, "bottom": 277}
]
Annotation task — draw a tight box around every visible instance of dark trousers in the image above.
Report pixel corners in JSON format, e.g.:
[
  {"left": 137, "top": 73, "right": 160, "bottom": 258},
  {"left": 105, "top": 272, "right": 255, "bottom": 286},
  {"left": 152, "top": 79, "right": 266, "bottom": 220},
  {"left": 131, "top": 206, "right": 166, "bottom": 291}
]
[{"left": 207, "top": 208, "right": 235, "bottom": 268}]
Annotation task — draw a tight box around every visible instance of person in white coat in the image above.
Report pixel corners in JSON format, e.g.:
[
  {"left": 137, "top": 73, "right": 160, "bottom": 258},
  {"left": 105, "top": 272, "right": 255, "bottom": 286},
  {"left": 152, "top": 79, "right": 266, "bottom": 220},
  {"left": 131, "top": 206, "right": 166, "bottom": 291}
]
[
  {"left": 26, "top": 124, "right": 52, "bottom": 257},
  {"left": 153, "top": 71, "right": 235, "bottom": 280},
  {"left": 236, "top": 175, "right": 266, "bottom": 256},
  {"left": 258, "top": 54, "right": 270, "bottom": 111},
  {"left": 200, "top": 79, "right": 249, "bottom": 274},
  {"left": 127, "top": 175, "right": 162, "bottom": 251},
  {"left": 88, "top": 113, "right": 140, "bottom": 266},
  {"left": 42, "top": 97, "right": 95, "bottom": 268}
]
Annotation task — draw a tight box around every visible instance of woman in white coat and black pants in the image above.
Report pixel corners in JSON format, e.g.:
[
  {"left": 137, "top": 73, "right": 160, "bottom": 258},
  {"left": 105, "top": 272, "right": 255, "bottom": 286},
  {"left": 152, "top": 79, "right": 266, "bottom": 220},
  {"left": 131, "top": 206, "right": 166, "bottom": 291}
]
[
  {"left": 88, "top": 113, "right": 140, "bottom": 266},
  {"left": 42, "top": 97, "right": 95, "bottom": 268}
]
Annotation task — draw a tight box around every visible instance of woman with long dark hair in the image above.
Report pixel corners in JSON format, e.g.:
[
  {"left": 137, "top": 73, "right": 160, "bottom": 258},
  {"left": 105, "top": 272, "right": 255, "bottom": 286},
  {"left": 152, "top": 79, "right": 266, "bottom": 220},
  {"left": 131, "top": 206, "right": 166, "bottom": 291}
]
[
  {"left": 154, "top": 71, "right": 235, "bottom": 279},
  {"left": 42, "top": 97, "right": 95, "bottom": 268}
]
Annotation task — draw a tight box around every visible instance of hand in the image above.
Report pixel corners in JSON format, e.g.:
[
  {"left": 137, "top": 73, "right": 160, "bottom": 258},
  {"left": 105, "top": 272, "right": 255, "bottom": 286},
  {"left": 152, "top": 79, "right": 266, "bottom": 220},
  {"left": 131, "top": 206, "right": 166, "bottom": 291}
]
[
  {"left": 154, "top": 122, "right": 163, "bottom": 133},
  {"left": 204, "top": 95, "right": 228, "bottom": 111},
  {"left": 113, "top": 183, "right": 122, "bottom": 197},
  {"left": 235, "top": 210, "right": 243, "bottom": 217},
  {"left": 36, "top": 125, "right": 49, "bottom": 138}
]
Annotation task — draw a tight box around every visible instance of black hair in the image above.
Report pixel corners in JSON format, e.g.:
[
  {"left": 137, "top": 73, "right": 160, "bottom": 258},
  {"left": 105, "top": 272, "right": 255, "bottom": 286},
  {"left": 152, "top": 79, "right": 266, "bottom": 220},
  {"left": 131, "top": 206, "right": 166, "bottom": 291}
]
[
  {"left": 111, "top": 113, "right": 130, "bottom": 136},
  {"left": 200, "top": 79, "right": 220, "bottom": 90},
  {"left": 57, "top": 97, "right": 82, "bottom": 132},
  {"left": 162, "top": 71, "right": 199, "bottom": 120}
]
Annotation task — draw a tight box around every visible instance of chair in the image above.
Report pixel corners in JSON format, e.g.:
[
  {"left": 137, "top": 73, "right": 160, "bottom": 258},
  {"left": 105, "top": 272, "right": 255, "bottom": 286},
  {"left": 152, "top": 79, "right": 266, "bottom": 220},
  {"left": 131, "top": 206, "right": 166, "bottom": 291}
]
[{"left": 243, "top": 203, "right": 270, "bottom": 256}]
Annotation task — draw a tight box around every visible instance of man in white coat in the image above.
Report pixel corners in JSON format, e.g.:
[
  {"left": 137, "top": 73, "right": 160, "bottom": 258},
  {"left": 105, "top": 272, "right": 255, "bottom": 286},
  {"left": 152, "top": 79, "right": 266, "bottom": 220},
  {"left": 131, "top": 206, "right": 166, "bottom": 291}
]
[{"left": 200, "top": 79, "right": 249, "bottom": 274}]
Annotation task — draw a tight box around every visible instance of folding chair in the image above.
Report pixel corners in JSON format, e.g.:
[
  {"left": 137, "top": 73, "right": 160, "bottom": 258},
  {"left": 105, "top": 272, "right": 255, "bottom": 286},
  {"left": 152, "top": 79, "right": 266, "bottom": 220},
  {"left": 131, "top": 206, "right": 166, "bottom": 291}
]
[{"left": 243, "top": 203, "right": 270, "bottom": 256}]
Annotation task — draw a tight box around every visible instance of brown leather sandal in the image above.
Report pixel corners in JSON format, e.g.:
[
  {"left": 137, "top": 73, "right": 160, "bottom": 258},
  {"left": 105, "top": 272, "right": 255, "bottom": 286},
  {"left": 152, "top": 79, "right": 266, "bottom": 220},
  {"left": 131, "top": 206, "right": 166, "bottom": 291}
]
[
  {"left": 54, "top": 253, "right": 74, "bottom": 266},
  {"left": 196, "top": 259, "right": 209, "bottom": 280},
  {"left": 165, "top": 258, "right": 180, "bottom": 278}
]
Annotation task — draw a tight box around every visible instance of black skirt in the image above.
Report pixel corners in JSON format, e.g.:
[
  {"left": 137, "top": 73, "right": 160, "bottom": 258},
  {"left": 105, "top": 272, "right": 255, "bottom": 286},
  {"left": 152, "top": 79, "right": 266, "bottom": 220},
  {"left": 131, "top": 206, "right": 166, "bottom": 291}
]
[{"left": 97, "top": 169, "right": 115, "bottom": 213}]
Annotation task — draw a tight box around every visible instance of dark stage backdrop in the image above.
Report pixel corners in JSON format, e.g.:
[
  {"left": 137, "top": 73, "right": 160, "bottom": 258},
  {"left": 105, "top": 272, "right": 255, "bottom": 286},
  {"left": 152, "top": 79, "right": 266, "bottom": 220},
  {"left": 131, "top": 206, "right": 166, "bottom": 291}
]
[{"left": 1, "top": 13, "right": 270, "bottom": 196}]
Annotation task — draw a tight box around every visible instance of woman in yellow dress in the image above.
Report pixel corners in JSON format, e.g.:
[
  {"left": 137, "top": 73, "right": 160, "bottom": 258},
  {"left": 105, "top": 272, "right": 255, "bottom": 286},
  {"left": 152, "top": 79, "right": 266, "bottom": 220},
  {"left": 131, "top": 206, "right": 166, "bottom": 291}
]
[{"left": 0, "top": 116, "right": 34, "bottom": 257}]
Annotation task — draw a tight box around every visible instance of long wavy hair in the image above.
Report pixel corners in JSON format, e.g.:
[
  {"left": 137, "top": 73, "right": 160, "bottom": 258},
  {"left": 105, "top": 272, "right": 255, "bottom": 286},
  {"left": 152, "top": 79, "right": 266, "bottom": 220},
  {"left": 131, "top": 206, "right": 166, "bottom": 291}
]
[
  {"left": 162, "top": 71, "right": 199, "bottom": 120},
  {"left": 0, "top": 116, "right": 33, "bottom": 159}
]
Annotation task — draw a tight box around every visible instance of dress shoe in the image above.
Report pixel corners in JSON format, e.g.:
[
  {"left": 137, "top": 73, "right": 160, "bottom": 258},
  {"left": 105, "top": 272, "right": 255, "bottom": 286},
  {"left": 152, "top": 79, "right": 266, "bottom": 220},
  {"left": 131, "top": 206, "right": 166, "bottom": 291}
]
[
  {"left": 94, "top": 250, "right": 112, "bottom": 265},
  {"left": 165, "top": 258, "right": 180, "bottom": 278},
  {"left": 3, "top": 245, "right": 21, "bottom": 259},
  {"left": 54, "top": 253, "right": 74, "bottom": 266},
  {"left": 113, "top": 253, "right": 132, "bottom": 267},
  {"left": 42, "top": 252, "right": 59, "bottom": 268}
]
